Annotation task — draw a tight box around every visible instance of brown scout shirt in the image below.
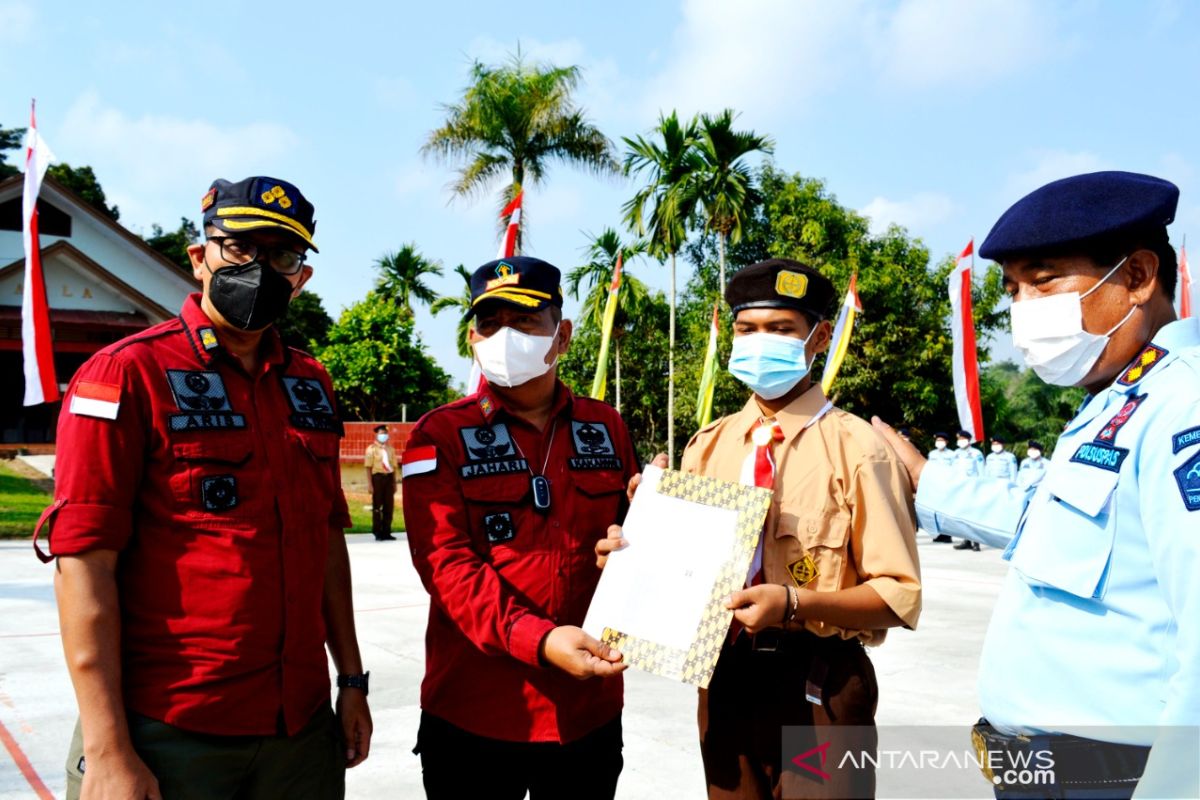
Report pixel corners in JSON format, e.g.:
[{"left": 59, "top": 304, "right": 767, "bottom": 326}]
[
  {"left": 680, "top": 384, "right": 921, "bottom": 645},
  {"left": 364, "top": 441, "right": 398, "bottom": 475}
]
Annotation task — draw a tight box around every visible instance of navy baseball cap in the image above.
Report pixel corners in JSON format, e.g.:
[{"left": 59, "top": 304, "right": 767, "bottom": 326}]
[
  {"left": 725, "top": 259, "right": 836, "bottom": 320},
  {"left": 467, "top": 256, "right": 564, "bottom": 318},
  {"left": 979, "top": 171, "right": 1177, "bottom": 261},
  {"left": 202, "top": 176, "right": 318, "bottom": 252}
]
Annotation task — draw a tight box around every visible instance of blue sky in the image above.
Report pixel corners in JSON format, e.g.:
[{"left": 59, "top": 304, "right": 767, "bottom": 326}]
[{"left": 3, "top": 0, "right": 1198, "bottom": 383}]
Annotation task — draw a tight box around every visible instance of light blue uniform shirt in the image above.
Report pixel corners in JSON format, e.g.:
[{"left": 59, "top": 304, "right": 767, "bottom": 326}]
[
  {"left": 985, "top": 450, "right": 1018, "bottom": 481},
  {"left": 1017, "top": 455, "right": 1047, "bottom": 487},
  {"left": 953, "top": 445, "right": 985, "bottom": 477},
  {"left": 915, "top": 320, "right": 1200, "bottom": 794},
  {"left": 927, "top": 447, "right": 956, "bottom": 466}
]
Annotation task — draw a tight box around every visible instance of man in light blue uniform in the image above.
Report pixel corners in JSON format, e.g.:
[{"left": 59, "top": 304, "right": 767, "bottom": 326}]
[
  {"left": 876, "top": 171, "right": 1200, "bottom": 799},
  {"left": 1017, "top": 440, "right": 1047, "bottom": 488},
  {"left": 953, "top": 430, "right": 985, "bottom": 477},
  {"left": 985, "top": 436, "right": 1018, "bottom": 481},
  {"left": 926, "top": 432, "right": 956, "bottom": 542}
]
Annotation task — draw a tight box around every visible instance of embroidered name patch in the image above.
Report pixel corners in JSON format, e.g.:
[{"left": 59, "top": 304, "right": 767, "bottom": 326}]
[
  {"left": 1175, "top": 451, "right": 1200, "bottom": 511},
  {"left": 569, "top": 420, "right": 622, "bottom": 470},
  {"left": 483, "top": 512, "right": 516, "bottom": 543},
  {"left": 201, "top": 475, "right": 238, "bottom": 511},
  {"left": 1070, "top": 441, "right": 1129, "bottom": 473},
  {"left": 281, "top": 376, "right": 340, "bottom": 433},
  {"left": 1172, "top": 426, "right": 1200, "bottom": 455},
  {"left": 166, "top": 370, "right": 246, "bottom": 430},
  {"left": 1095, "top": 393, "right": 1147, "bottom": 443},
  {"left": 459, "top": 424, "right": 529, "bottom": 478}
]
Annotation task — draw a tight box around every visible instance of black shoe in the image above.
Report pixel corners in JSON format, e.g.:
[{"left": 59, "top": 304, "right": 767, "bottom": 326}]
[
  {"left": 375, "top": 534, "right": 396, "bottom": 541},
  {"left": 932, "top": 534, "right": 953, "bottom": 543},
  {"left": 972, "top": 542, "right": 980, "bottom": 551},
  {"left": 953, "top": 540, "right": 975, "bottom": 550}
]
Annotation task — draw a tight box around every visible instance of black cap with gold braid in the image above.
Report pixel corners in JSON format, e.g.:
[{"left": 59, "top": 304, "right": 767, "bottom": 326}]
[
  {"left": 201, "top": 176, "right": 318, "bottom": 252},
  {"left": 466, "top": 256, "right": 564, "bottom": 318}
]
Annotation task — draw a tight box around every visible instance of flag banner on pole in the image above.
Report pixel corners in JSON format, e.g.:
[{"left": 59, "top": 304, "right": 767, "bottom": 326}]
[
  {"left": 695, "top": 301, "right": 720, "bottom": 427},
  {"left": 497, "top": 190, "right": 523, "bottom": 259},
  {"left": 590, "top": 253, "right": 622, "bottom": 401},
  {"left": 949, "top": 238, "right": 984, "bottom": 442},
  {"left": 22, "top": 100, "right": 60, "bottom": 406},
  {"left": 820, "top": 273, "right": 862, "bottom": 396},
  {"left": 1180, "top": 243, "right": 1193, "bottom": 320}
]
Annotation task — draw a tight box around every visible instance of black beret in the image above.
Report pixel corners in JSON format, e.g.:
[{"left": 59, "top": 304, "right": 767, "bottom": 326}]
[
  {"left": 933, "top": 432, "right": 950, "bottom": 440},
  {"left": 991, "top": 436, "right": 1007, "bottom": 445},
  {"left": 956, "top": 430, "right": 973, "bottom": 440},
  {"left": 725, "top": 259, "right": 836, "bottom": 319},
  {"left": 202, "top": 176, "right": 318, "bottom": 252},
  {"left": 979, "top": 171, "right": 1178, "bottom": 261},
  {"left": 467, "top": 256, "right": 564, "bottom": 319},
  {"left": 373, "top": 424, "right": 388, "bottom": 433},
  {"left": 1027, "top": 441, "right": 1044, "bottom": 450}
]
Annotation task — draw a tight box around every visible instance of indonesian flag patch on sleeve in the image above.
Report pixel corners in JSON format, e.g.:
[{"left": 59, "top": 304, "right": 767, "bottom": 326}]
[
  {"left": 401, "top": 445, "right": 438, "bottom": 478},
  {"left": 70, "top": 380, "right": 121, "bottom": 420}
]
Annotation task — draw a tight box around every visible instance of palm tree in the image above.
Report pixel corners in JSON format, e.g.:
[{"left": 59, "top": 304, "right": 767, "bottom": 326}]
[
  {"left": 566, "top": 229, "right": 651, "bottom": 411},
  {"left": 430, "top": 264, "right": 474, "bottom": 359},
  {"left": 374, "top": 244, "right": 443, "bottom": 316},
  {"left": 422, "top": 50, "right": 620, "bottom": 247},
  {"left": 622, "top": 111, "right": 702, "bottom": 465},
  {"left": 694, "top": 109, "right": 774, "bottom": 295}
]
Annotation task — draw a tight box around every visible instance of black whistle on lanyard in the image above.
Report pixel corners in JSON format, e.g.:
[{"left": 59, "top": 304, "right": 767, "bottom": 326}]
[{"left": 531, "top": 475, "right": 552, "bottom": 513}]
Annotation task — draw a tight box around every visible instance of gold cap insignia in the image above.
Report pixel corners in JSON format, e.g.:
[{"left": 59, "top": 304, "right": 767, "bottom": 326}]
[
  {"left": 776, "top": 270, "right": 809, "bottom": 300},
  {"left": 260, "top": 184, "right": 293, "bottom": 210}
]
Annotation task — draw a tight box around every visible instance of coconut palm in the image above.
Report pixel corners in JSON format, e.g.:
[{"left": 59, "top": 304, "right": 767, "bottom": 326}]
[
  {"left": 567, "top": 229, "right": 651, "bottom": 411},
  {"left": 422, "top": 50, "right": 620, "bottom": 248},
  {"left": 374, "top": 244, "right": 443, "bottom": 316},
  {"left": 430, "top": 264, "right": 474, "bottom": 359},
  {"left": 694, "top": 109, "right": 774, "bottom": 294},
  {"left": 622, "top": 111, "right": 703, "bottom": 465}
]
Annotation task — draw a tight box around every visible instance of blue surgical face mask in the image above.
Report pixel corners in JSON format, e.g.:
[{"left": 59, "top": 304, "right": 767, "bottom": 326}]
[{"left": 728, "top": 330, "right": 814, "bottom": 400}]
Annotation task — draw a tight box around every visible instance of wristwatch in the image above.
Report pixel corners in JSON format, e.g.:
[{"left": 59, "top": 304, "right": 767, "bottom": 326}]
[{"left": 336, "top": 671, "right": 370, "bottom": 695}]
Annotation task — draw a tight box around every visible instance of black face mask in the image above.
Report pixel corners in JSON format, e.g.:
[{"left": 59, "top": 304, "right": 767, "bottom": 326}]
[{"left": 207, "top": 260, "right": 295, "bottom": 331}]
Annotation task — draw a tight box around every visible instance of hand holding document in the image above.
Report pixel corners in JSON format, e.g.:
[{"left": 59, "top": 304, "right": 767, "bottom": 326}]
[{"left": 583, "top": 465, "right": 772, "bottom": 687}]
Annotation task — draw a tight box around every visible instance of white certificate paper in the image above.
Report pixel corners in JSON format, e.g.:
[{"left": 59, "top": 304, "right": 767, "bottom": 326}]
[{"left": 583, "top": 465, "right": 772, "bottom": 687}]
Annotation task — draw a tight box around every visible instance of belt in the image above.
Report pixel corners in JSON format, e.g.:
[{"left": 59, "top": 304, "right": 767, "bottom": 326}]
[
  {"left": 971, "top": 719, "right": 1149, "bottom": 791},
  {"left": 736, "top": 627, "right": 862, "bottom": 654}
]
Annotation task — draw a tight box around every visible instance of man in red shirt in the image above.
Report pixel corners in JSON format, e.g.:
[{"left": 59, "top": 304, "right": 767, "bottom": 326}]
[
  {"left": 37, "top": 176, "right": 371, "bottom": 800},
  {"left": 402, "top": 256, "right": 638, "bottom": 799}
]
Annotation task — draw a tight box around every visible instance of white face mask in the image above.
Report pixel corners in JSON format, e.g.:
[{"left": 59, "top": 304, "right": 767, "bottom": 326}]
[
  {"left": 1010, "top": 256, "right": 1138, "bottom": 386},
  {"left": 376, "top": 433, "right": 389, "bottom": 443},
  {"left": 957, "top": 439, "right": 969, "bottom": 449},
  {"left": 935, "top": 441, "right": 947, "bottom": 450},
  {"left": 1027, "top": 449, "right": 1042, "bottom": 459},
  {"left": 472, "top": 323, "right": 560, "bottom": 388},
  {"left": 991, "top": 443, "right": 1004, "bottom": 454}
]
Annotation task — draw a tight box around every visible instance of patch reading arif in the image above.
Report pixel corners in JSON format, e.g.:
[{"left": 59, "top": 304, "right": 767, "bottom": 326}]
[
  {"left": 1117, "top": 344, "right": 1168, "bottom": 386},
  {"left": 1070, "top": 441, "right": 1129, "bottom": 473},
  {"left": 1173, "top": 426, "right": 1200, "bottom": 455},
  {"left": 458, "top": 424, "right": 529, "bottom": 478},
  {"left": 1174, "top": 451, "right": 1200, "bottom": 511},
  {"left": 1095, "top": 393, "right": 1147, "bottom": 443},
  {"left": 569, "top": 420, "right": 622, "bottom": 470},
  {"left": 775, "top": 270, "right": 809, "bottom": 300},
  {"left": 165, "top": 370, "right": 246, "bottom": 431},
  {"left": 281, "top": 375, "right": 340, "bottom": 432}
]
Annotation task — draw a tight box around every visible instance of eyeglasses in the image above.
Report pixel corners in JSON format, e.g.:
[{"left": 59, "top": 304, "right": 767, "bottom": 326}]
[{"left": 207, "top": 236, "right": 307, "bottom": 275}]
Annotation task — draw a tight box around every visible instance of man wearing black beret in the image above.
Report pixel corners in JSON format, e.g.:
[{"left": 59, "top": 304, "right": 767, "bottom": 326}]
[{"left": 878, "top": 171, "right": 1200, "bottom": 798}]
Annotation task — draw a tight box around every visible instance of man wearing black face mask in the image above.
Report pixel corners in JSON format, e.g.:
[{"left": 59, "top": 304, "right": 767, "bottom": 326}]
[{"left": 38, "top": 176, "right": 372, "bottom": 800}]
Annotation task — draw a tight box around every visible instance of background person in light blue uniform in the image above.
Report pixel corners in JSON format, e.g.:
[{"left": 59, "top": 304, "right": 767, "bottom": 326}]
[
  {"left": 985, "top": 436, "right": 1018, "bottom": 481},
  {"left": 875, "top": 171, "right": 1200, "bottom": 799},
  {"left": 952, "top": 430, "right": 985, "bottom": 477},
  {"left": 926, "top": 432, "right": 956, "bottom": 542},
  {"left": 1017, "top": 440, "right": 1047, "bottom": 488}
]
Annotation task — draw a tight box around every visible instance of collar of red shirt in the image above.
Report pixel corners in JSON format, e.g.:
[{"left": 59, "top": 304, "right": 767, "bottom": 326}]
[
  {"left": 736, "top": 382, "right": 830, "bottom": 445},
  {"left": 475, "top": 379, "right": 576, "bottom": 428},
  {"left": 179, "top": 292, "right": 286, "bottom": 370}
]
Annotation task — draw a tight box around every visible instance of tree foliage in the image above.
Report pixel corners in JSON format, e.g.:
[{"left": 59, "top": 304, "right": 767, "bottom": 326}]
[
  {"left": 316, "top": 293, "right": 457, "bottom": 421},
  {"left": 144, "top": 217, "right": 199, "bottom": 271},
  {"left": 979, "top": 362, "right": 1083, "bottom": 457},
  {"left": 278, "top": 290, "right": 334, "bottom": 352},
  {"left": 429, "top": 264, "right": 475, "bottom": 360},
  {"left": 47, "top": 163, "right": 120, "bottom": 220},
  {"left": 373, "top": 244, "right": 443, "bottom": 315},
  {"left": 0, "top": 124, "right": 23, "bottom": 179}
]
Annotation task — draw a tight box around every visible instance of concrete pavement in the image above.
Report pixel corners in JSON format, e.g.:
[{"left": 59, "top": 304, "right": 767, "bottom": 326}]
[{"left": 0, "top": 535, "right": 1007, "bottom": 799}]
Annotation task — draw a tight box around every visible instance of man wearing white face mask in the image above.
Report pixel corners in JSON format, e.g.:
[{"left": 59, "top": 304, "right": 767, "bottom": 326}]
[
  {"left": 1017, "top": 440, "right": 1047, "bottom": 488},
  {"left": 401, "top": 256, "right": 641, "bottom": 799},
  {"left": 667, "top": 259, "right": 922, "bottom": 798},
  {"left": 875, "top": 171, "right": 1200, "bottom": 799}
]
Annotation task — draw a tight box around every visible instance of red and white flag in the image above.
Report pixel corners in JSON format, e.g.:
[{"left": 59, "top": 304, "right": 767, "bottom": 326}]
[
  {"left": 22, "top": 100, "right": 60, "bottom": 406},
  {"left": 69, "top": 380, "right": 121, "bottom": 420},
  {"left": 949, "top": 238, "right": 983, "bottom": 442},
  {"left": 1180, "top": 243, "right": 1193, "bottom": 320},
  {"left": 496, "top": 190, "right": 523, "bottom": 259},
  {"left": 401, "top": 445, "right": 438, "bottom": 479}
]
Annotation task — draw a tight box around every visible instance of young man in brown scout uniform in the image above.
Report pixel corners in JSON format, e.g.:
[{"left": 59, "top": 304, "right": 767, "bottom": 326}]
[
  {"left": 601, "top": 259, "right": 921, "bottom": 799},
  {"left": 364, "top": 423, "right": 398, "bottom": 540}
]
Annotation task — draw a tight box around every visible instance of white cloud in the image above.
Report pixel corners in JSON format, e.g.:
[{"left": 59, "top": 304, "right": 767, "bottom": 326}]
[
  {"left": 860, "top": 192, "right": 956, "bottom": 236},
  {"left": 55, "top": 92, "right": 299, "bottom": 229},
  {"left": 1004, "top": 150, "right": 1111, "bottom": 199},
  {"left": 0, "top": 2, "right": 33, "bottom": 43}
]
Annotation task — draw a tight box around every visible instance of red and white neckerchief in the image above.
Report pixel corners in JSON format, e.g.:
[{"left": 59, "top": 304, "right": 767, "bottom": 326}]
[{"left": 379, "top": 445, "right": 393, "bottom": 473}]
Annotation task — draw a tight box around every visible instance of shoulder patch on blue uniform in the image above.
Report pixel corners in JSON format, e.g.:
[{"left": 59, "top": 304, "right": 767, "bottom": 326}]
[
  {"left": 1117, "top": 344, "right": 1168, "bottom": 386},
  {"left": 1070, "top": 441, "right": 1129, "bottom": 473},
  {"left": 1095, "top": 393, "right": 1147, "bottom": 443},
  {"left": 1172, "top": 425, "right": 1200, "bottom": 455},
  {"left": 1174, "top": 450, "right": 1200, "bottom": 511}
]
